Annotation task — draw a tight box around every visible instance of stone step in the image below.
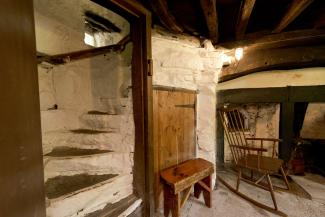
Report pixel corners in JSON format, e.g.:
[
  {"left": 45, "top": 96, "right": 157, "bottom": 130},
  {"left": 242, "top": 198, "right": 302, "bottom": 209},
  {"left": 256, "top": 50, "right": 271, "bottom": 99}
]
[
  {"left": 79, "top": 113, "right": 122, "bottom": 131},
  {"left": 46, "top": 173, "right": 133, "bottom": 217},
  {"left": 41, "top": 110, "right": 80, "bottom": 133},
  {"left": 43, "top": 147, "right": 133, "bottom": 181},
  {"left": 86, "top": 194, "right": 142, "bottom": 217},
  {"left": 42, "top": 130, "right": 134, "bottom": 155}
]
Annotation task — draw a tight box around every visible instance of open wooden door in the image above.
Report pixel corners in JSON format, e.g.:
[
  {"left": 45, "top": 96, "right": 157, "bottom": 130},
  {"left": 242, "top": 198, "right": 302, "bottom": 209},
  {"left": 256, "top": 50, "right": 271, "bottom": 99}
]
[{"left": 153, "top": 87, "right": 197, "bottom": 209}]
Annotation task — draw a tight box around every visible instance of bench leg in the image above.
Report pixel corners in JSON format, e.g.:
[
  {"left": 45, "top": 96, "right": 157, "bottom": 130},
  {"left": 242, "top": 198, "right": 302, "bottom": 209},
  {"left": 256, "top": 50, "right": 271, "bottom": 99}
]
[
  {"left": 202, "top": 175, "right": 212, "bottom": 208},
  {"left": 171, "top": 193, "right": 180, "bottom": 217},
  {"left": 194, "top": 175, "right": 212, "bottom": 208},
  {"left": 164, "top": 186, "right": 180, "bottom": 217},
  {"left": 194, "top": 182, "right": 202, "bottom": 199}
]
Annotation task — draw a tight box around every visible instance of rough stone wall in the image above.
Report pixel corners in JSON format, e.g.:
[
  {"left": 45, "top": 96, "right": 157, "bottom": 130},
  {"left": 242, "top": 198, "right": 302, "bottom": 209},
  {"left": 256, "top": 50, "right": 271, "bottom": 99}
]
[
  {"left": 38, "top": 44, "right": 134, "bottom": 150},
  {"left": 35, "top": 2, "right": 138, "bottom": 215},
  {"left": 34, "top": 0, "right": 129, "bottom": 54},
  {"left": 152, "top": 28, "right": 223, "bottom": 185},
  {"left": 223, "top": 104, "right": 280, "bottom": 162},
  {"left": 301, "top": 103, "right": 325, "bottom": 139}
]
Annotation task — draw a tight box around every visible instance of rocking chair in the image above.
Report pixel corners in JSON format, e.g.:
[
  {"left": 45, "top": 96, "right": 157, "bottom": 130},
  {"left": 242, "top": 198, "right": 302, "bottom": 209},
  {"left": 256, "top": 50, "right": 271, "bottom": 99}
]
[{"left": 218, "top": 107, "right": 290, "bottom": 216}]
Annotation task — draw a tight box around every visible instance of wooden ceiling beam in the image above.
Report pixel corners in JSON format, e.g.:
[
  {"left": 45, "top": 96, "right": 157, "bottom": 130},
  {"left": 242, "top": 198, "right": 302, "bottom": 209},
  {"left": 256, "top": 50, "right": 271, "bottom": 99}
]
[
  {"left": 236, "top": 0, "right": 256, "bottom": 39},
  {"left": 220, "top": 29, "right": 325, "bottom": 51},
  {"left": 149, "top": 0, "right": 183, "bottom": 33},
  {"left": 273, "top": 0, "right": 314, "bottom": 33},
  {"left": 314, "top": 8, "right": 325, "bottom": 29},
  {"left": 219, "top": 45, "right": 325, "bottom": 82},
  {"left": 199, "top": 0, "right": 218, "bottom": 44}
]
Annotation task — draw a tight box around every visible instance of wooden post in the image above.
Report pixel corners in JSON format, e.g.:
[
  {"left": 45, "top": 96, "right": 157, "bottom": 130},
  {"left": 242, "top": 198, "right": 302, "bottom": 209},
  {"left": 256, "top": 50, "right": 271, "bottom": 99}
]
[{"left": 280, "top": 101, "right": 295, "bottom": 162}]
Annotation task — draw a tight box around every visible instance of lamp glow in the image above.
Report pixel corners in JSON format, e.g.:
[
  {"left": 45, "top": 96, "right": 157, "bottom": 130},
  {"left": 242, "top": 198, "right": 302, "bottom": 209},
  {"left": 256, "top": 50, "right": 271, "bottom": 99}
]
[{"left": 235, "top": 48, "right": 243, "bottom": 61}]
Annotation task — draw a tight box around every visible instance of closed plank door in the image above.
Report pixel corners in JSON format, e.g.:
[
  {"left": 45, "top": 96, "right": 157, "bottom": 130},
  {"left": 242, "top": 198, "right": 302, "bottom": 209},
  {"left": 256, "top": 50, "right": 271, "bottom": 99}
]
[{"left": 153, "top": 89, "right": 196, "bottom": 209}]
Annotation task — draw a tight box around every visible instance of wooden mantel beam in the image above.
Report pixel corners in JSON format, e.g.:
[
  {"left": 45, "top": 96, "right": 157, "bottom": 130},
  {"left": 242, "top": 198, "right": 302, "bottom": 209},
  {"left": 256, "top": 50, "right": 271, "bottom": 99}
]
[
  {"left": 236, "top": 0, "right": 256, "bottom": 39},
  {"left": 219, "top": 45, "right": 325, "bottom": 82},
  {"left": 149, "top": 0, "right": 183, "bottom": 33},
  {"left": 199, "top": 0, "right": 218, "bottom": 44},
  {"left": 273, "top": 0, "right": 314, "bottom": 33}
]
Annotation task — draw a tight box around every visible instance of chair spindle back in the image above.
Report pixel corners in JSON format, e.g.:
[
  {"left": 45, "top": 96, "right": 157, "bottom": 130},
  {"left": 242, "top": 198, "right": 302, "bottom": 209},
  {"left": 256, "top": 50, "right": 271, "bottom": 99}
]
[{"left": 218, "top": 108, "right": 249, "bottom": 164}]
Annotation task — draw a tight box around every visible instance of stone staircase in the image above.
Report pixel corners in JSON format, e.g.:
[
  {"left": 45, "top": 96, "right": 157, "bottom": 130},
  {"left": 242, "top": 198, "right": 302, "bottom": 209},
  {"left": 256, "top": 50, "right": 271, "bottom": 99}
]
[{"left": 42, "top": 109, "right": 139, "bottom": 217}]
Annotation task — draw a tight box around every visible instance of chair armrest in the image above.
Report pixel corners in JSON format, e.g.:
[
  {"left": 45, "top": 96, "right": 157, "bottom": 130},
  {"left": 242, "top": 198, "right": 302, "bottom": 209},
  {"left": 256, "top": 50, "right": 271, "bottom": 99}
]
[
  {"left": 229, "top": 145, "right": 267, "bottom": 152},
  {"left": 245, "top": 138, "right": 280, "bottom": 158},
  {"left": 245, "top": 138, "right": 282, "bottom": 142}
]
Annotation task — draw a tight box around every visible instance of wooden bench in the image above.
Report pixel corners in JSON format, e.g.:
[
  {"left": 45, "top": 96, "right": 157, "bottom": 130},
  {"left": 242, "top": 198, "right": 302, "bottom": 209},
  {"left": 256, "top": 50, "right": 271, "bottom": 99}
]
[{"left": 160, "top": 158, "right": 214, "bottom": 217}]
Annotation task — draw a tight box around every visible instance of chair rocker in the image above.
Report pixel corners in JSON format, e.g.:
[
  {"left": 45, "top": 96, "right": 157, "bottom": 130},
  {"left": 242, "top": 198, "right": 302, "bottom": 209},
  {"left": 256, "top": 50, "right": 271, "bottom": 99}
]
[{"left": 218, "top": 107, "right": 290, "bottom": 217}]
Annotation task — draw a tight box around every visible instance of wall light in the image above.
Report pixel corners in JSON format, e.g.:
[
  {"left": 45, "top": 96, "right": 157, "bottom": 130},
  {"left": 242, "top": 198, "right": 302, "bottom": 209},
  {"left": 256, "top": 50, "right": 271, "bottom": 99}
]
[
  {"left": 222, "top": 53, "right": 232, "bottom": 66},
  {"left": 235, "top": 47, "right": 244, "bottom": 61}
]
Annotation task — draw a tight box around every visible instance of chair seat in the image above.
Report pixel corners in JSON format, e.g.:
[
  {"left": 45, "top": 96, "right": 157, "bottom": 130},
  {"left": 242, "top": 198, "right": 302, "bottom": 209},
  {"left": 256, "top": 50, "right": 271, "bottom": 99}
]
[{"left": 238, "top": 154, "right": 284, "bottom": 173}]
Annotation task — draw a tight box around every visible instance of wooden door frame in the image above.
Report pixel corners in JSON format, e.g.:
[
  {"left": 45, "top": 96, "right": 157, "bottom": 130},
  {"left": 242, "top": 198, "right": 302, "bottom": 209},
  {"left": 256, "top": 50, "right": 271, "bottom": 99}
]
[
  {"left": 91, "top": 1, "right": 153, "bottom": 216},
  {"left": 1, "top": 0, "right": 153, "bottom": 216}
]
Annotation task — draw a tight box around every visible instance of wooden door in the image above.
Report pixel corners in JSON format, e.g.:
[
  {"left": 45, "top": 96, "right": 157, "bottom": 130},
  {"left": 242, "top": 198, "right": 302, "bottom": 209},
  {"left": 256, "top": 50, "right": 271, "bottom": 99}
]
[{"left": 153, "top": 88, "right": 196, "bottom": 208}]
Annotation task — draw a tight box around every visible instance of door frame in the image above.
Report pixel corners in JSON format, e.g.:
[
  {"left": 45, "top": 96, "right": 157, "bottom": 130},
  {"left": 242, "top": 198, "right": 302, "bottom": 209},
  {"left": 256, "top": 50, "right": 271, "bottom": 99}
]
[
  {"left": 91, "top": 1, "right": 153, "bottom": 215},
  {"left": 0, "top": 0, "right": 153, "bottom": 216}
]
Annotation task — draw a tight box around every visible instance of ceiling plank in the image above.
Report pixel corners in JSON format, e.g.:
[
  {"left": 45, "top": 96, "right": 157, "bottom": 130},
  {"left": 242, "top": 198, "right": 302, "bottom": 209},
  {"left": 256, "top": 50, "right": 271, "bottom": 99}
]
[
  {"left": 149, "top": 0, "right": 183, "bottom": 33},
  {"left": 236, "top": 0, "right": 256, "bottom": 39},
  {"left": 219, "top": 45, "right": 325, "bottom": 82},
  {"left": 273, "top": 0, "right": 314, "bottom": 33},
  {"left": 199, "top": 0, "right": 218, "bottom": 44}
]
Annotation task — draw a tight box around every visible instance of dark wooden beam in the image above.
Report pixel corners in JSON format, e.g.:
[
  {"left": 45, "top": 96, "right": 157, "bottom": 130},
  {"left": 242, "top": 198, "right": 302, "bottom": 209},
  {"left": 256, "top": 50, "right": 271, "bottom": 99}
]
[
  {"left": 199, "top": 0, "right": 218, "bottom": 44},
  {"left": 221, "top": 29, "right": 325, "bottom": 51},
  {"left": 38, "top": 35, "right": 131, "bottom": 65},
  {"left": 149, "top": 0, "right": 183, "bottom": 33},
  {"left": 273, "top": 0, "right": 314, "bottom": 33},
  {"left": 314, "top": 8, "right": 325, "bottom": 29},
  {"left": 280, "top": 102, "right": 295, "bottom": 161},
  {"left": 219, "top": 45, "right": 325, "bottom": 82},
  {"left": 236, "top": 0, "right": 256, "bottom": 39},
  {"left": 217, "top": 88, "right": 288, "bottom": 104},
  {"left": 217, "top": 86, "right": 325, "bottom": 104}
]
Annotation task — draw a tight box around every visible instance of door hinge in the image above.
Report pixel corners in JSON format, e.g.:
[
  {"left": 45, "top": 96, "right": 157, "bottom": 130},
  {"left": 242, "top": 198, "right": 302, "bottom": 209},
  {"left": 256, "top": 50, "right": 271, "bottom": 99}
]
[
  {"left": 175, "top": 104, "right": 195, "bottom": 108},
  {"left": 147, "top": 59, "right": 153, "bottom": 76}
]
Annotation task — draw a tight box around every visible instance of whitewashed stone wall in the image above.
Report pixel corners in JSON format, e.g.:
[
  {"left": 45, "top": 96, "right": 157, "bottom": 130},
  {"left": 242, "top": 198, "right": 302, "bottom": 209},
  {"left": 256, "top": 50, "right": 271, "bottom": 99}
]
[
  {"left": 223, "top": 104, "right": 280, "bottom": 162},
  {"left": 301, "top": 103, "right": 325, "bottom": 139},
  {"left": 152, "top": 29, "right": 223, "bottom": 185},
  {"left": 34, "top": 0, "right": 129, "bottom": 54},
  {"left": 35, "top": 2, "right": 137, "bottom": 215}
]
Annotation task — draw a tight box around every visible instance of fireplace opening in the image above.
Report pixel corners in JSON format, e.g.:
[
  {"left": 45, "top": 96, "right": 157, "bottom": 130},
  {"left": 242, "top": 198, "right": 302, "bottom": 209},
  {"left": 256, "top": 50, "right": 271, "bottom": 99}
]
[
  {"left": 293, "top": 103, "right": 325, "bottom": 176},
  {"left": 34, "top": 0, "right": 140, "bottom": 216}
]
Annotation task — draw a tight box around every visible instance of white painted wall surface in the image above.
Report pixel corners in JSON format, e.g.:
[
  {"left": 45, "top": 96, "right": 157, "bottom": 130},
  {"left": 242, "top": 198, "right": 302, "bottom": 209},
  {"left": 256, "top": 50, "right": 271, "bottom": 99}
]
[
  {"left": 152, "top": 29, "right": 223, "bottom": 186},
  {"left": 217, "top": 67, "right": 325, "bottom": 90},
  {"left": 301, "top": 103, "right": 325, "bottom": 140}
]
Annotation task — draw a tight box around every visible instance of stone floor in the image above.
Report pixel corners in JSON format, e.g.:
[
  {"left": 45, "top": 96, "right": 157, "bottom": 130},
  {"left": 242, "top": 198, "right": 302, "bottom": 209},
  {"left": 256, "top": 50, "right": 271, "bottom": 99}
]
[{"left": 155, "top": 169, "right": 325, "bottom": 217}]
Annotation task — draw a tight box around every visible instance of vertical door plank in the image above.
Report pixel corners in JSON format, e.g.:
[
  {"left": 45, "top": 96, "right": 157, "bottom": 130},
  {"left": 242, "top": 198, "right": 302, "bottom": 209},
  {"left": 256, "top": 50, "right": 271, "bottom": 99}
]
[{"left": 153, "top": 89, "right": 196, "bottom": 209}]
